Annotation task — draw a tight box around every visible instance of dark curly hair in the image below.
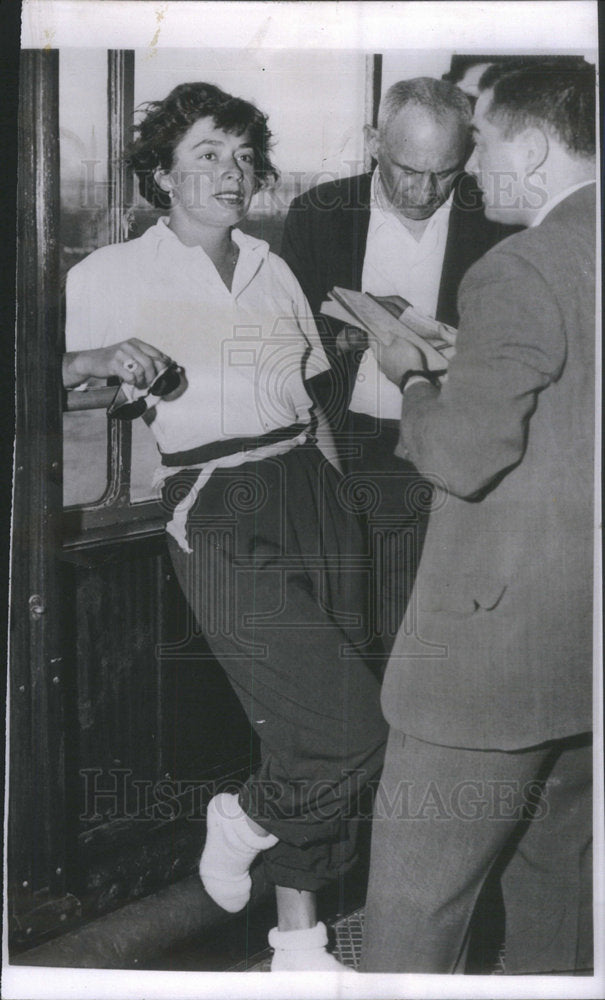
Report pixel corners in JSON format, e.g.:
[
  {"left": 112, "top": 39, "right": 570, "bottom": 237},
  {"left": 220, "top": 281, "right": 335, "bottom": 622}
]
[{"left": 126, "top": 81, "right": 279, "bottom": 209}]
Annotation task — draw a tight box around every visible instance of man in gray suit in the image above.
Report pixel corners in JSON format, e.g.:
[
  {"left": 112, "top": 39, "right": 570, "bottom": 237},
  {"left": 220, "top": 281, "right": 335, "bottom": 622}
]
[{"left": 361, "top": 62, "right": 596, "bottom": 973}]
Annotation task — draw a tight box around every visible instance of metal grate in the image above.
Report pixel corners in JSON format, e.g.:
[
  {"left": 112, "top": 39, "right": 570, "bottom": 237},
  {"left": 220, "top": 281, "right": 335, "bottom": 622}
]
[{"left": 332, "top": 909, "right": 364, "bottom": 970}]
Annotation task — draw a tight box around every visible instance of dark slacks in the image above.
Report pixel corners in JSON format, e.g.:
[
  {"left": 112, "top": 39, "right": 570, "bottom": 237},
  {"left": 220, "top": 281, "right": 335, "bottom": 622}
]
[
  {"left": 164, "top": 443, "right": 387, "bottom": 891},
  {"left": 361, "top": 727, "right": 593, "bottom": 973},
  {"left": 340, "top": 411, "right": 431, "bottom": 660}
]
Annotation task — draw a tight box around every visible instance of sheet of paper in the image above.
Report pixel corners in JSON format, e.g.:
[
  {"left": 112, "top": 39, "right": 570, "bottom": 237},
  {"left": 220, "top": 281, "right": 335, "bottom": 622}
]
[{"left": 327, "top": 287, "right": 447, "bottom": 368}]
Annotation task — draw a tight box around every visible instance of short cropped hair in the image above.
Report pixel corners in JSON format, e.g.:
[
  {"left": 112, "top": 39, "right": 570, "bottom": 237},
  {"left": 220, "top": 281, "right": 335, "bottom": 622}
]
[
  {"left": 127, "top": 82, "right": 278, "bottom": 209},
  {"left": 479, "top": 62, "right": 596, "bottom": 158},
  {"left": 377, "top": 77, "right": 472, "bottom": 134}
]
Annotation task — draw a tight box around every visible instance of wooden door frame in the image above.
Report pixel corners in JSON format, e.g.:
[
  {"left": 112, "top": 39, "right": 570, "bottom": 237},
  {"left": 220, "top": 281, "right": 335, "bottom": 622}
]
[{"left": 10, "top": 47, "right": 70, "bottom": 942}]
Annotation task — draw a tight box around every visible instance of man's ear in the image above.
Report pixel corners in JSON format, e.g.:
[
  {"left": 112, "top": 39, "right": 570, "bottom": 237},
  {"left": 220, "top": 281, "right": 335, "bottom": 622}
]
[
  {"left": 521, "top": 126, "right": 549, "bottom": 175},
  {"left": 364, "top": 124, "right": 380, "bottom": 161}
]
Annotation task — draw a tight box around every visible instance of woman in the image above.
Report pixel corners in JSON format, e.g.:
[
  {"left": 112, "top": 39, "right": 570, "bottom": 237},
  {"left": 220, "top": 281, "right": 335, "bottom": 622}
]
[{"left": 63, "top": 82, "right": 386, "bottom": 971}]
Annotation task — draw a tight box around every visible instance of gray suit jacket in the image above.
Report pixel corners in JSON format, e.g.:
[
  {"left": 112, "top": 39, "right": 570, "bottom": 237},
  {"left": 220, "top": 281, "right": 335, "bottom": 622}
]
[{"left": 383, "top": 183, "right": 596, "bottom": 750}]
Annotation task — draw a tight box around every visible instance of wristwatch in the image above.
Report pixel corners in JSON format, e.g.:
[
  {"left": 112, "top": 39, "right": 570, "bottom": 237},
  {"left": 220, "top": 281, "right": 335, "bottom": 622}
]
[{"left": 399, "top": 369, "right": 442, "bottom": 394}]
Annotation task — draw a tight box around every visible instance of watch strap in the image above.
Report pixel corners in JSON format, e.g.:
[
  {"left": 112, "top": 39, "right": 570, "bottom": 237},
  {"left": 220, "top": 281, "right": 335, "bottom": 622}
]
[{"left": 399, "top": 369, "right": 442, "bottom": 394}]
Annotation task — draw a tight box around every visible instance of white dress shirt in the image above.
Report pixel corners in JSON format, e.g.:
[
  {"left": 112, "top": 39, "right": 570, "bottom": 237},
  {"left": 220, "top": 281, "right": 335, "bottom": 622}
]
[
  {"left": 350, "top": 169, "right": 453, "bottom": 419},
  {"left": 66, "top": 218, "right": 329, "bottom": 455}
]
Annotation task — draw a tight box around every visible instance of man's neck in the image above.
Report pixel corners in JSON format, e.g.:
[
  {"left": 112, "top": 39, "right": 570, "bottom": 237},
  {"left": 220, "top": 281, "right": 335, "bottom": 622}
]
[{"left": 390, "top": 209, "right": 435, "bottom": 240}]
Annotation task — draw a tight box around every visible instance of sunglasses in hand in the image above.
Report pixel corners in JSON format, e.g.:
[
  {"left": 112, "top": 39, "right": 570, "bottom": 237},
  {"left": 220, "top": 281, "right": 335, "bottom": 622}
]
[{"left": 107, "top": 362, "right": 181, "bottom": 420}]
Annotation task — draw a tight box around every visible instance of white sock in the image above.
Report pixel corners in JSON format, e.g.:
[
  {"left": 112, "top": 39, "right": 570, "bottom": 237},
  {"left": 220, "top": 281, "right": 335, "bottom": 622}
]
[
  {"left": 199, "top": 792, "right": 278, "bottom": 912},
  {"left": 269, "top": 922, "right": 357, "bottom": 972}
]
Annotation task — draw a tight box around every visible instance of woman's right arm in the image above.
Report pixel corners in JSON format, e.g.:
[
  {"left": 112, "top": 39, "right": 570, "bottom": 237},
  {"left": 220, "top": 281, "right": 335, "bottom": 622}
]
[
  {"left": 63, "top": 254, "right": 171, "bottom": 389},
  {"left": 62, "top": 339, "right": 172, "bottom": 389}
]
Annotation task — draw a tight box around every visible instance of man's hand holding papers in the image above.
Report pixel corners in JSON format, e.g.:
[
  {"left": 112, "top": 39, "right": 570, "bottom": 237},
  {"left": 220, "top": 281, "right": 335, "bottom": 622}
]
[{"left": 320, "top": 287, "right": 456, "bottom": 386}]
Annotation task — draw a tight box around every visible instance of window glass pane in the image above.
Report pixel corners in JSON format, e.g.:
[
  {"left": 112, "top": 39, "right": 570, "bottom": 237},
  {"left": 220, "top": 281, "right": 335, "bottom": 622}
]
[
  {"left": 130, "top": 417, "right": 162, "bottom": 502},
  {"left": 60, "top": 48, "right": 109, "bottom": 271},
  {"left": 63, "top": 408, "right": 108, "bottom": 507},
  {"left": 61, "top": 49, "right": 109, "bottom": 507}
]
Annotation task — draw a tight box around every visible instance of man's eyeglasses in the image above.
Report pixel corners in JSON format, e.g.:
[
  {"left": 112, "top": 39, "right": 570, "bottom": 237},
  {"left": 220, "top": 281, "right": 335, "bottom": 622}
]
[{"left": 107, "top": 362, "right": 181, "bottom": 420}]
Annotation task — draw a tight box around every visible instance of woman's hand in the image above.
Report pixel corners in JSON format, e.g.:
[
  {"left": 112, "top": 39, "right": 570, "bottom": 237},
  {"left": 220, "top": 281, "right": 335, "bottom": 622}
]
[
  {"left": 62, "top": 339, "right": 172, "bottom": 389},
  {"left": 335, "top": 326, "right": 369, "bottom": 353}
]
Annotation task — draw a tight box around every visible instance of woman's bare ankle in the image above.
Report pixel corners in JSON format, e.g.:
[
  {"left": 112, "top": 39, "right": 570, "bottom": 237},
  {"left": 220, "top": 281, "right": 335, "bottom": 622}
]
[{"left": 276, "top": 886, "right": 317, "bottom": 930}]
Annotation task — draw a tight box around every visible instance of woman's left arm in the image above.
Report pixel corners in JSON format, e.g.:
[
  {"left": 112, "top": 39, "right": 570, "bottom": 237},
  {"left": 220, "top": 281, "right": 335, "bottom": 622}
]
[{"left": 290, "top": 279, "right": 342, "bottom": 472}]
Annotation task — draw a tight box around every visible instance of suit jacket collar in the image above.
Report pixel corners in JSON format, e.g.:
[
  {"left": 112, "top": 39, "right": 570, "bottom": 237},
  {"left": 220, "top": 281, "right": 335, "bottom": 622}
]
[
  {"left": 537, "top": 179, "right": 596, "bottom": 227},
  {"left": 344, "top": 174, "right": 372, "bottom": 293}
]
